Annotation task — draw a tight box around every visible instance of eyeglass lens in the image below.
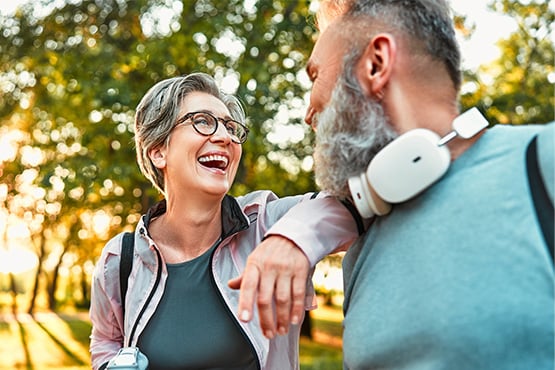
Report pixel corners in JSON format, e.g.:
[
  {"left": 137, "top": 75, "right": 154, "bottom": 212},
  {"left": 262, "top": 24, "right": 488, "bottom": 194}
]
[{"left": 188, "top": 112, "right": 247, "bottom": 143}]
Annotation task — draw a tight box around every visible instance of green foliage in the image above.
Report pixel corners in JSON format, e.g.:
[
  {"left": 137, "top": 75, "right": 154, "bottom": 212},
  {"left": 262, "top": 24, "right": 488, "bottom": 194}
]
[
  {"left": 0, "top": 0, "right": 319, "bottom": 311},
  {"left": 460, "top": 0, "right": 554, "bottom": 125},
  {"left": 299, "top": 339, "right": 343, "bottom": 370}
]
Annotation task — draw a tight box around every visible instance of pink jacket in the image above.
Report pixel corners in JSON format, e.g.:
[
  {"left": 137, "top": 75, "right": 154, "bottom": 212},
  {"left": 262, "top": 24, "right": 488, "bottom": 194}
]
[{"left": 89, "top": 190, "right": 358, "bottom": 369}]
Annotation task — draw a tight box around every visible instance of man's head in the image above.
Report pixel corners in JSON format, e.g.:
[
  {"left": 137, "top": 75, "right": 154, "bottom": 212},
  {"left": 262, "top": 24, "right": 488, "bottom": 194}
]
[{"left": 307, "top": 0, "right": 462, "bottom": 198}]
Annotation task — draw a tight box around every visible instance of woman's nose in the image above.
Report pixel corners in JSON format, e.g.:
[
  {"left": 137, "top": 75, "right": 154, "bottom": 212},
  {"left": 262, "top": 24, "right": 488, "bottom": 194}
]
[{"left": 211, "top": 121, "right": 232, "bottom": 143}]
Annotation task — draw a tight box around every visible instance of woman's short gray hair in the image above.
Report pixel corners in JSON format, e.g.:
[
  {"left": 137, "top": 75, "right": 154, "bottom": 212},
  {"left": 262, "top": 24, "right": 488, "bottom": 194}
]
[{"left": 134, "top": 72, "right": 245, "bottom": 193}]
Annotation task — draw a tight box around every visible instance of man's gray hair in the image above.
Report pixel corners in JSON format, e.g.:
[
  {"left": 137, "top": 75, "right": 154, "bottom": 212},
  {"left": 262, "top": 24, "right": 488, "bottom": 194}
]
[
  {"left": 331, "top": 0, "right": 462, "bottom": 90},
  {"left": 134, "top": 72, "right": 245, "bottom": 193}
]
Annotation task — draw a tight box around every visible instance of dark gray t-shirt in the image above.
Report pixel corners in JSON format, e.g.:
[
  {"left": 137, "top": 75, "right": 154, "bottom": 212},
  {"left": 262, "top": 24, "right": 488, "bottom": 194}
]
[{"left": 137, "top": 244, "right": 257, "bottom": 370}]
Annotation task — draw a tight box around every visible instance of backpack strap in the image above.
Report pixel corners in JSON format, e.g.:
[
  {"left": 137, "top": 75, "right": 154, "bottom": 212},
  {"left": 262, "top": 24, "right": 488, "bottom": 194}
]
[
  {"left": 535, "top": 125, "right": 554, "bottom": 204},
  {"left": 120, "top": 232, "right": 135, "bottom": 316},
  {"left": 526, "top": 135, "right": 554, "bottom": 263},
  {"left": 340, "top": 199, "right": 366, "bottom": 236}
]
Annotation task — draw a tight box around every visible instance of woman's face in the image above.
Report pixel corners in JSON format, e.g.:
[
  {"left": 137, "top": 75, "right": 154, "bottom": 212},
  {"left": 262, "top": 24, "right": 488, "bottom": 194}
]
[{"left": 151, "top": 91, "right": 242, "bottom": 199}]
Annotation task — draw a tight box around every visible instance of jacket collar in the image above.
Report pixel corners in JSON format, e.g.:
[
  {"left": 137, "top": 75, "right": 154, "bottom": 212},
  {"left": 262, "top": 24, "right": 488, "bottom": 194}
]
[{"left": 142, "top": 195, "right": 250, "bottom": 241}]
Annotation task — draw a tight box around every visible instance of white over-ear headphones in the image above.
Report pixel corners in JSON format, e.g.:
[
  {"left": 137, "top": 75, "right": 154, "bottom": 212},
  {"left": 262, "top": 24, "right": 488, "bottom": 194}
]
[{"left": 348, "top": 107, "right": 489, "bottom": 218}]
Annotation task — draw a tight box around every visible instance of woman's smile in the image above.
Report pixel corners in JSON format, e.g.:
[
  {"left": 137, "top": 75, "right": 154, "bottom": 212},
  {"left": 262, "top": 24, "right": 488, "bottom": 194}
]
[{"left": 197, "top": 152, "right": 229, "bottom": 172}]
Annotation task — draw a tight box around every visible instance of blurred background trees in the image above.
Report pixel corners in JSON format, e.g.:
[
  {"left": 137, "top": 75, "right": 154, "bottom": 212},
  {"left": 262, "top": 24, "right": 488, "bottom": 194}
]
[
  {"left": 0, "top": 0, "right": 553, "bottom": 314},
  {"left": 459, "top": 0, "right": 554, "bottom": 124}
]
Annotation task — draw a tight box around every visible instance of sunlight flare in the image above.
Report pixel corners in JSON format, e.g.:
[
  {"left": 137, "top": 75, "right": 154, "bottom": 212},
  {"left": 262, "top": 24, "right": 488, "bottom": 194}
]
[{"left": 0, "top": 248, "right": 38, "bottom": 274}]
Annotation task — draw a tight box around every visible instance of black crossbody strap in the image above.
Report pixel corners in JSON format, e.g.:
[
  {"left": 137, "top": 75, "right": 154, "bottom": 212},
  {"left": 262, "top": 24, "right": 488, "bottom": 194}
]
[
  {"left": 341, "top": 199, "right": 366, "bottom": 236},
  {"left": 120, "top": 232, "right": 135, "bottom": 316},
  {"left": 526, "top": 136, "right": 554, "bottom": 264}
]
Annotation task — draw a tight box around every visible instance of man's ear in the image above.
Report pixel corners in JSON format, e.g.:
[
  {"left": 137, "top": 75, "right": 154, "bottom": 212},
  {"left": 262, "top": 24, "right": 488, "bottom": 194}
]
[
  {"left": 356, "top": 33, "right": 396, "bottom": 97},
  {"left": 149, "top": 146, "right": 167, "bottom": 169}
]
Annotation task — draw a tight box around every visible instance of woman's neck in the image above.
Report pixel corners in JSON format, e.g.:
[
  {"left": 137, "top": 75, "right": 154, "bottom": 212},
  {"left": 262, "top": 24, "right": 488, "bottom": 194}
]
[{"left": 149, "top": 195, "right": 223, "bottom": 263}]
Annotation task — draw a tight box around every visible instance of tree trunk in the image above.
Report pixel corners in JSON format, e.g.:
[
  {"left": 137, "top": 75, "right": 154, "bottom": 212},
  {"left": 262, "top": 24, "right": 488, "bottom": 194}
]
[
  {"left": 48, "top": 256, "right": 63, "bottom": 311},
  {"left": 9, "top": 273, "right": 17, "bottom": 315},
  {"left": 79, "top": 267, "right": 90, "bottom": 308},
  {"left": 28, "top": 235, "right": 46, "bottom": 315},
  {"left": 300, "top": 310, "right": 312, "bottom": 339},
  {"left": 27, "top": 264, "right": 41, "bottom": 314}
]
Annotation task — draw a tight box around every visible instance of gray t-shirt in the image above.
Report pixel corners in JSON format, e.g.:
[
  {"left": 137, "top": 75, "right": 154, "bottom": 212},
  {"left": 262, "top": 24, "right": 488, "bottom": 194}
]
[
  {"left": 137, "top": 243, "right": 258, "bottom": 370},
  {"left": 342, "top": 123, "right": 554, "bottom": 369}
]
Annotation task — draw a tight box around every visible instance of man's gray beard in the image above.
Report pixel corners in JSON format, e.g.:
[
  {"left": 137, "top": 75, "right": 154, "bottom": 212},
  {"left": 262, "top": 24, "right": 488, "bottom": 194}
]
[{"left": 313, "top": 74, "right": 398, "bottom": 199}]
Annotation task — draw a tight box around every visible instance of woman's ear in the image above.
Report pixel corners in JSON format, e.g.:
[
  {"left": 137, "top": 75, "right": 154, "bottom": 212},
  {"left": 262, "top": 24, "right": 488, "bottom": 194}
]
[
  {"left": 148, "top": 146, "right": 167, "bottom": 169},
  {"left": 356, "top": 33, "right": 396, "bottom": 98}
]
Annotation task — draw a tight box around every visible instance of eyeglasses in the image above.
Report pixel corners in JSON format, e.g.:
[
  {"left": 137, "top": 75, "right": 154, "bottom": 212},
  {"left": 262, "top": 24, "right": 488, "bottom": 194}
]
[{"left": 175, "top": 111, "right": 249, "bottom": 144}]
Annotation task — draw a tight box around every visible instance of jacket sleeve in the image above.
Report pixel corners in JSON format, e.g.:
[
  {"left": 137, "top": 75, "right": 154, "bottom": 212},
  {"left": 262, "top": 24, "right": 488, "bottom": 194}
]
[
  {"left": 265, "top": 194, "right": 362, "bottom": 267},
  {"left": 89, "top": 236, "right": 125, "bottom": 370}
]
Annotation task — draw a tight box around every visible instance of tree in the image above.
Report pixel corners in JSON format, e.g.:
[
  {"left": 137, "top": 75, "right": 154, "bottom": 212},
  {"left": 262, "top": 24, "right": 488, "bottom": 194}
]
[
  {"left": 0, "top": 0, "right": 318, "bottom": 312},
  {"left": 459, "top": 0, "right": 554, "bottom": 125}
]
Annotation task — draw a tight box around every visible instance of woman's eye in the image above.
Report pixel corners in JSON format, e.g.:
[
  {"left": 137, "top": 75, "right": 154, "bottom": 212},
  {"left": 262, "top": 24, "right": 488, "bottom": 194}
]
[
  {"left": 225, "top": 122, "right": 237, "bottom": 134},
  {"left": 194, "top": 117, "right": 212, "bottom": 127}
]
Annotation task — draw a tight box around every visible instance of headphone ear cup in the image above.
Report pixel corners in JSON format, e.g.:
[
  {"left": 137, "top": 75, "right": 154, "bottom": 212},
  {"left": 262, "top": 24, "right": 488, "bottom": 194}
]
[
  {"left": 349, "top": 129, "right": 451, "bottom": 219},
  {"left": 368, "top": 129, "right": 451, "bottom": 203},
  {"left": 348, "top": 174, "right": 375, "bottom": 219},
  {"left": 349, "top": 173, "right": 392, "bottom": 218}
]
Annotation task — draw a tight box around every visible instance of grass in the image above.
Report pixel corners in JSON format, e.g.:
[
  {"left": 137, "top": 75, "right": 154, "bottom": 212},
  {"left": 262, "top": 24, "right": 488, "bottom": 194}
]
[
  {"left": 0, "top": 304, "right": 344, "bottom": 369},
  {"left": 300, "top": 338, "right": 342, "bottom": 370},
  {"left": 0, "top": 311, "right": 91, "bottom": 370},
  {"left": 300, "top": 304, "right": 344, "bottom": 369}
]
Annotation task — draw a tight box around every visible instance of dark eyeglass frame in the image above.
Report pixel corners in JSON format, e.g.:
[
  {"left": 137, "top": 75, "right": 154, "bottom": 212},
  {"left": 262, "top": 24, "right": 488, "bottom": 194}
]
[{"left": 175, "top": 111, "right": 249, "bottom": 144}]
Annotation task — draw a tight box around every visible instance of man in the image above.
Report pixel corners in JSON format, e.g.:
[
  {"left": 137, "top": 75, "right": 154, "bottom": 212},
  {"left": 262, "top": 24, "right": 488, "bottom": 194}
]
[
  {"left": 310, "top": 0, "right": 553, "bottom": 369},
  {"left": 235, "top": 0, "right": 554, "bottom": 369}
]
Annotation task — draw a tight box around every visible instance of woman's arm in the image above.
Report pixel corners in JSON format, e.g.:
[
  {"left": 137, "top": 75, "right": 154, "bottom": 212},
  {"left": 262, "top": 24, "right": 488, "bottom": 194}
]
[
  {"left": 265, "top": 195, "right": 361, "bottom": 265},
  {"left": 229, "top": 195, "right": 362, "bottom": 339}
]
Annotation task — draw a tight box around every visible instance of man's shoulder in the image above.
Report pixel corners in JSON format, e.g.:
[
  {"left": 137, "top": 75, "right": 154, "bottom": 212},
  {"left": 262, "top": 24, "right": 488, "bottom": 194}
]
[
  {"left": 488, "top": 121, "right": 550, "bottom": 136},
  {"left": 536, "top": 121, "right": 555, "bottom": 145},
  {"left": 478, "top": 122, "right": 551, "bottom": 153}
]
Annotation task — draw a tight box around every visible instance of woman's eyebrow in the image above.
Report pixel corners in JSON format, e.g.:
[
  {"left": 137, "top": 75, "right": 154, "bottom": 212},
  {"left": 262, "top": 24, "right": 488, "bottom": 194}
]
[{"left": 187, "top": 109, "right": 233, "bottom": 120}]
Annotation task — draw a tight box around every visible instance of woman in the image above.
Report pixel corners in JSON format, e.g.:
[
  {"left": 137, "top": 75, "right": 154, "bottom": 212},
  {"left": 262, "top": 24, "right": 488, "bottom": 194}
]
[{"left": 89, "top": 73, "right": 358, "bottom": 370}]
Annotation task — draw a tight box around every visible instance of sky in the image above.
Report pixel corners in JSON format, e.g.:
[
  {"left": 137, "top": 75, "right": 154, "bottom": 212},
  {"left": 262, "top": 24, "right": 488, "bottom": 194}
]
[
  {"left": 450, "top": 1, "right": 517, "bottom": 69},
  {"left": 0, "top": 0, "right": 519, "bottom": 71}
]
